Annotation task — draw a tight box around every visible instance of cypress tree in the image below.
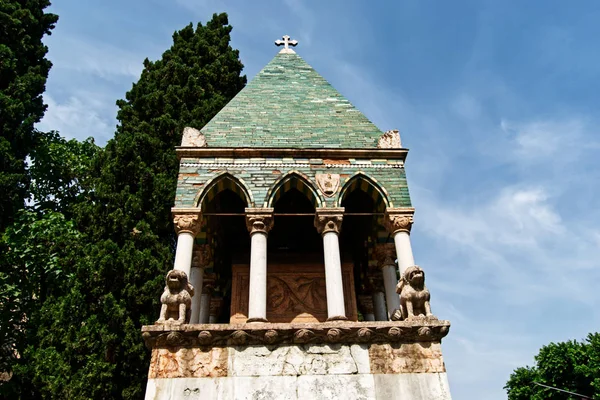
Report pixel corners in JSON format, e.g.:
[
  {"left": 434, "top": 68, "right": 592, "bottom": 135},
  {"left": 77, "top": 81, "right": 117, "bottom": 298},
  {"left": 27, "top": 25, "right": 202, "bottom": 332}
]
[
  {"left": 0, "top": 0, "right": 58, "bottom": 231},
  {"left": 10, "top": 13, "right": 246, "bottom": 399}
]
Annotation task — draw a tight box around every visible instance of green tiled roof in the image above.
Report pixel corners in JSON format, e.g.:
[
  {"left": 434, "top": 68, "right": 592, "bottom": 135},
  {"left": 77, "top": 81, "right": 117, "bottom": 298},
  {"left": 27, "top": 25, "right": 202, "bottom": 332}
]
[{"left": 200, "top": 52, "right": 384, "bottom": 148}]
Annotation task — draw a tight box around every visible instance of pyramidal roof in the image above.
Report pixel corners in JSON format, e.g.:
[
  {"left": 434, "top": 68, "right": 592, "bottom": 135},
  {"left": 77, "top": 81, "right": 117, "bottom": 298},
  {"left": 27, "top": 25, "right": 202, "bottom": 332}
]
[{"left": 199, "top": 50, "right": 384, "bottom": 149}]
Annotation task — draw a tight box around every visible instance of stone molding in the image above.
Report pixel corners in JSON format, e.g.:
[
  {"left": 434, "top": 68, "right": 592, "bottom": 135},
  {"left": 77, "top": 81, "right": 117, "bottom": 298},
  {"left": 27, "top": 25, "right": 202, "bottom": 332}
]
[
  {"left": 141, "top": 319, "right": 450, "bottom": 349},
  {"left": 384, "top": 208, "right": 415, "bottom": 234},
  {"left": 172, "top": 208, "right": 202, "bottom": 236},
  {"left": 180, "top": 162, "right": 403, "bottom": 169},
  {"left": 314, "top": 208, "right": 344, "bottom": 235},
  {"left": 176, "top": 147, "right": 408, "bottom": 161},
  {"left": 375, "top": 243, "right": 396, "bottom": 268},
  {"left": 245, "top": 208, "right": 274, "bottom": 235}
]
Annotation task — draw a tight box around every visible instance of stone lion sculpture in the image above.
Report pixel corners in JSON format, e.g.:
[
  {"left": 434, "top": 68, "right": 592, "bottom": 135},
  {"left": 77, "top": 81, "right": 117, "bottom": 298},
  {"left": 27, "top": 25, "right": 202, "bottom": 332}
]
[
  {"left": 156, "top": 269, "right": 195, "bottom": 325},
  {"left": 394, "top": 265, "right": 434, "bottom": 320}
]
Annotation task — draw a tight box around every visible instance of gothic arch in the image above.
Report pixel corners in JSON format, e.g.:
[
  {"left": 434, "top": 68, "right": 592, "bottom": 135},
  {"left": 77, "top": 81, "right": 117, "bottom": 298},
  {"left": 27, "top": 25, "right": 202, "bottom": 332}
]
[
  {"left": 195, "top": 172, "right": 254, "bottom": 210},
  {"left": 264, "top": 171, "right": 324, "bottom": 208},
  {"left": 336, "top": 172, "right": 392, "bottom": 209}
]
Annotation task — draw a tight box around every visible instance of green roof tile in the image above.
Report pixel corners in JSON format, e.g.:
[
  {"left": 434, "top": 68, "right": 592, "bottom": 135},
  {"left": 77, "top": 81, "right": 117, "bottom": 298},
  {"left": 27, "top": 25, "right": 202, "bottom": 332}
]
[{"left": 200, "top": 52, "right": 383, "bottom": 148}]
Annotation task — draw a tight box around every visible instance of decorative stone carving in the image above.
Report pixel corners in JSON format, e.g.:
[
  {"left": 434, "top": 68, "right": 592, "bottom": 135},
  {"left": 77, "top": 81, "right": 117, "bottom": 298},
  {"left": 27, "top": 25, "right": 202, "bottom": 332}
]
[
  {"left": 396, "top": 266, "right": 434, "bottom": 320},
  {"left": 375, "top": 243, "right": 396, "bottom": 268},
  {"left": 384, "top": 208, "right": 415, "bottom": 234},
  {"left": 198, "top": 331, "right": 212, "bottom": 345},
  {"left": 377, "top": 129, "right": 402, "bottom": 149},
  {"left": 314, "top": 208, "right": 344, "bottom": 235},
  {"left": 275, "top": 34, "right": 298, "bottom": 54},
  {"left": 173, "top": 212, "right": 202, "bottom": 236},
  {"left": 181, "top": 127, "right": 207, "bottom": 147},
  {"left": 141, "top": 319, "right": 451, "bottom": 348},
  {"left": 315, "top": 173, "right": 340, "bottom": 197},
  {"left": 245, "top": 208, "right": 274, "bottom": 235},
  {"left": 156, "top": 270, "right": 195, "bottom": 325}
]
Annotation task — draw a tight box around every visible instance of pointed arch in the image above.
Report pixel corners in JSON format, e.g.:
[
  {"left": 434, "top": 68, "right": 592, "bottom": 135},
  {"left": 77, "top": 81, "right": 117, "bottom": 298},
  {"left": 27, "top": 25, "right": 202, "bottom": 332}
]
[
  {"left": 336, "top": 172, "right": 392, "bottom": 209},
  {"left": 264, "top": 171, "right": 324, "bottom": 208},
  {"left": 195, "top": 172, "right": 254, "bottom": 210}
]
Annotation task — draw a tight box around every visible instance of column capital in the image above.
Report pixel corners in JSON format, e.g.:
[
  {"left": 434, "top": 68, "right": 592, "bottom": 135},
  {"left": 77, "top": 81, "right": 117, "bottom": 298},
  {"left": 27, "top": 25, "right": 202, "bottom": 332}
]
[
  {"left": 172, "top": 208, "right": 202, "bottom": 236},
  {"left": 192, "top": 244, "right": 212, "bottom": 269},
  {"left": 245, "top": 208, "right": 274, "bottom": 235},
  {"left": 384, "top": 208, "right": 415, "bottom": 234},
  {"left": 314, "top": 207, "right": 344, "bottom": 235},
  {"left": 374, "top": 243, "right": 396, "bottom": 269}
]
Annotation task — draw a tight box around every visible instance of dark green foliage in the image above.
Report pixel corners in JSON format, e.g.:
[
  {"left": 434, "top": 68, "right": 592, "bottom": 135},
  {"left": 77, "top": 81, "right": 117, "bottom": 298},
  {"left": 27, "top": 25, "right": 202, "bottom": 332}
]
[
  {"left": 29, "top": 131, "right": 99, "bottom": 216},
  {"left": 0, "top": 0, "right": 58, "bottom": 231},
  {"left": 5, "top": 13, "right": 246, "bottom": 399},
  {"left": 505, "top": 333, "right": 600, "bottom": 399}
]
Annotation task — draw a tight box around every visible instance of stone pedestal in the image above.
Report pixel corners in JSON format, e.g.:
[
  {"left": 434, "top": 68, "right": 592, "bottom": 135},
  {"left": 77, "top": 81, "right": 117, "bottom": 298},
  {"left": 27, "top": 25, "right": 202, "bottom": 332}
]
[{"left": 142, "top": 320, "right": 452, "bottom": 400}]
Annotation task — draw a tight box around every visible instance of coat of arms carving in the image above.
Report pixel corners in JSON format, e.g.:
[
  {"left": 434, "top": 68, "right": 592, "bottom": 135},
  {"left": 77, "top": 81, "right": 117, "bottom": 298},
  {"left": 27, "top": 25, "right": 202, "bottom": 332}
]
[{"left": 315, "top": 173, "right": 340, "bottom": 197}]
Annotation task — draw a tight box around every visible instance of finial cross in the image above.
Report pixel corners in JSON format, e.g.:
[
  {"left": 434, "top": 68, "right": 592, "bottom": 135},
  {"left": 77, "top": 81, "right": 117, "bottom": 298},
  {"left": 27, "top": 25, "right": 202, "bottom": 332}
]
[{"left": 275, "top": 35, "right": 298, "bottom": 51}]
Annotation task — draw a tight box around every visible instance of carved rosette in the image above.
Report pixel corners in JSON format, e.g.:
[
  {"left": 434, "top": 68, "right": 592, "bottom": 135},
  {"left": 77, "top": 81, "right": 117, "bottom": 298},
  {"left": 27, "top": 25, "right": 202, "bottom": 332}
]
[
  {"left": 314, "top": 208, "right": 344, "bottom": 235},
  {"left": 384, "top": 208, "right": 415, "bottom": 234},
  {"left": 245, "top": 208, "right": 274, "bottom": 235},
  {"left": 142, "top": 320, "right": 452, "bottom": 348},
  {"left": 375, "top": 243, "right": 397, "bottom": 268},
  {"left": 172, "top": 209, "right": 202, "bottom": 236}
]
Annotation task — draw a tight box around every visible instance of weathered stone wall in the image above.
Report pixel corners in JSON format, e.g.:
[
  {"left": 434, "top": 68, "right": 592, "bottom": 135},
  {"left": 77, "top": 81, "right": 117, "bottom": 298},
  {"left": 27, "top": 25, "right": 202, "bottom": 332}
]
[
  {"left": 174, "top": 156, "right": 411, "bottom": 209},
  {"left": 145, "top": 343, "right": 451, "bottom": 400}
]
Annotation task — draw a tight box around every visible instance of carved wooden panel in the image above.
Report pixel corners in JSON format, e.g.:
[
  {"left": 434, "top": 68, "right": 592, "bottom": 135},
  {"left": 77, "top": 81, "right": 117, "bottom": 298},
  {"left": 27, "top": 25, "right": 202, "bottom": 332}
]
[{"left": 230, "top": 263, "right": 357, "bottom": 323}]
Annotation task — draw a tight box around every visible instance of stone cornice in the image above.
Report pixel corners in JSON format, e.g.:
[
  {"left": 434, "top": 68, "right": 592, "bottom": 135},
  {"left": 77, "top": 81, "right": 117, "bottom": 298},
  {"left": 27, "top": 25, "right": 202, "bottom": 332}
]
[
  {"left": 176, "top": 147, "right": 408, "bottom": 161},
  {"left": 141, "top": 319, "right": 450, "bottom": 348},
  {"left": 314, "top": 208, "right": 344, "bottom": 235},
  {"left": 245, "top": 208, "right": 274, "bottom": 235},
  {"left": 384, "top": 208, "right": 415, "bottom": 234},
  {"left": 172, "top": 208, "right": 202, "bottom": 236}
]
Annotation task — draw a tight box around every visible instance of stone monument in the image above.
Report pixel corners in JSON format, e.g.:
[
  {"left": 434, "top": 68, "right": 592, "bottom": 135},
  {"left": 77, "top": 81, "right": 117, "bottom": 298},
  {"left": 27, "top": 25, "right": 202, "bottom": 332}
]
[{"left": 142, "top": 35, "right": 452, "bottom": 400}]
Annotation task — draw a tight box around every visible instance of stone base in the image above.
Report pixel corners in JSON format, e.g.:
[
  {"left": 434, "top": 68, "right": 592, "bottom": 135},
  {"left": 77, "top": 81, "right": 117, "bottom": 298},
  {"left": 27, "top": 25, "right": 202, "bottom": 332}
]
[
  {"left": 145, "top": 373, "right": 451, "bottom": 400},
  {"left": 144, "top": 342, "right": 451, "bottom": 399}
]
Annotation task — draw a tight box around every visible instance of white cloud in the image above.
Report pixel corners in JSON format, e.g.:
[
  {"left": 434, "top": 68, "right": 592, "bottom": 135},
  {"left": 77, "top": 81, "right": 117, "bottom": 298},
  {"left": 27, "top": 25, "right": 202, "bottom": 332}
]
[
  {"left": 38, "top": 94, "right": 116, "bottom": 142},
  {"left": 48, "top": 36, "right": 144, "bottom": 81}
]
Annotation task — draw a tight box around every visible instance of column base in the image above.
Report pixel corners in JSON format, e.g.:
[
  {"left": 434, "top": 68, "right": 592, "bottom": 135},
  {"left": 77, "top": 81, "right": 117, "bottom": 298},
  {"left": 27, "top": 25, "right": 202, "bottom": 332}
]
[
  {"left": 246, "top": 317, "right": 269, "bottom": 323},
  {"left": 326, "top": 315, "right": 348, "bottom": 322}
]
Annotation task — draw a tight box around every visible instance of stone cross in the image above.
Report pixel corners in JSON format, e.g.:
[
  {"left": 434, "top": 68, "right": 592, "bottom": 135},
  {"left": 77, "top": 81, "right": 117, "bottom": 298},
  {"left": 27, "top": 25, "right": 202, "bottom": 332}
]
[{"left": 275, "top": 35, "right": 298, "bottom": 53}]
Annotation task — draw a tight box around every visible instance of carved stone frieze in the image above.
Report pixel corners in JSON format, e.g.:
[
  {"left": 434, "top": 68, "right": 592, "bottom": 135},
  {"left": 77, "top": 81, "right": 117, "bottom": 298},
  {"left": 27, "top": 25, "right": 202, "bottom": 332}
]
[
  {"left": 377, "top": 129, "right": 402, "bottom": 149},
  {"left": 314, "top": 208, "right": 344, "bottom": 235},
  {"left": 315, "top": 173, "right": 340, "bottom": 197},
  {"left": 172, "top": 209, "right": 202, "bottom": 236},
  {"left": 141, "top": 319, "right": 451, "bottom": 349},
  {"left": 245, "top": 208, "right": 274, "bottom": 235},
  {"left": 384, "top": 208, "right": 415, "bottom": 234}
]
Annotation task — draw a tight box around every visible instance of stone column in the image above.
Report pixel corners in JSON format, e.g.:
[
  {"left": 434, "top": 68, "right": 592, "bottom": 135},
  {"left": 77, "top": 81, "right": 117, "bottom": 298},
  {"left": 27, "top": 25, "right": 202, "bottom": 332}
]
[
  {"left": 385, "top": 208, "right": 416, "bottom": 277},
  {"left": 372, "top": 291, "right": 388, "bottom": 321},
  {"left": 376, "top": 243, "right": 401, "bottom": 319},
  {"left": 172, "top": 209, "right": 202, "bottom": 278},
  {"left": 189, "top": 245, "right": 211, "bottom": 324},
  {"left": 245, "top": 208, "right": 274, "bottom": 323},
  {"left": 198, "top": 286, "right": 212, "bottom": 324},
  {"left": 357, "top": 295, "right": 375, "bottom": 321},
  {"left": 314, "top": 208, "right": 347, "bottom": 321}
]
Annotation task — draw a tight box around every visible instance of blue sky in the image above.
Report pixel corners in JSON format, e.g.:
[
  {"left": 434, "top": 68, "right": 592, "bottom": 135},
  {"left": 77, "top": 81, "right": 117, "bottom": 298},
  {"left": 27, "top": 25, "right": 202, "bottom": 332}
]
[{"left": 38, "top": 1, "right": 600, "bottom": 398}]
